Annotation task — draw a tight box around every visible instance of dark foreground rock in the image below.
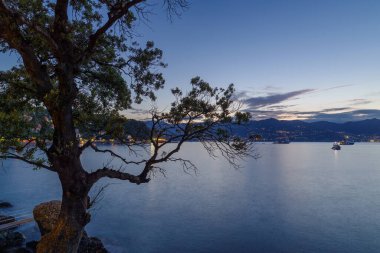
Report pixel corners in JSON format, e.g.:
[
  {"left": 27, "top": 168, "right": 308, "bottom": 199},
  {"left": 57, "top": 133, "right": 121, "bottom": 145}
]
[
  {"left": 25, "top": 241, "right": 38, "bottom": 252},
  {"left": 33, "top": 201, "right": 108, "bottom": 253},
  {"left": 0, "top": 213, "right": 26, "bottom": 252},
  {"left": 1, "top": 241, "right": 38, "bottom": 253},
  {"left": 78, "top": 232, "right": 108, "bottom": 253},
  {"left": 1, "top": 247, "right": 32, "bottom": 253},
  {"left": 0, "top": 231, "right": 25, "bottom": 249},
  {"left": 0, "top": 202, "right": 13, "bottom": 209},
  {"left": 0, "top": 204, "right": 30, "bottom": 253}
]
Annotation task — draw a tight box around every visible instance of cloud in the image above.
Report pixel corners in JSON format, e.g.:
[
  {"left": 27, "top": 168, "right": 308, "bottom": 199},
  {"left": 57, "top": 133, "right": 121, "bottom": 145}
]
[
  {"left": 128, "top": 108, "right": 150, "bottom": 115},
  {"left": 266, "top": 104, "right": 295, "bottom": 110},
  {"left": 305, "top": 109, "right": 380, "bottom": 123},
  {"left": 367, "top": 91, "right": 380, "bottom": 97},
  {"left": 348, "top": 99, "right": 372, "bottom": 106},
  {"left": 122, "top": 108, "right": 152, "bottom": 120},
  {"left": 247, "top": 109, "right": 288, "bottom": 120},
  {"left": 239, "top": 84, "right": 378, "bottom": 122},
  {"left": 240, "top": 83, "right": 353, "bottom": 110},
  {"left": 247, "top": 107, "right": 380, "bottom": 123},
  {"left": 320, "top": 107, "right": 352, "bottom": 113},
  {"left": 263, "top": 85, "right": 282, "bottom": 91},
  {"left": 320, "top": 84, "right": 354, "bottom": 92},
  {"left": 244, "top": 89, "right": 314, "bottom": 109}
]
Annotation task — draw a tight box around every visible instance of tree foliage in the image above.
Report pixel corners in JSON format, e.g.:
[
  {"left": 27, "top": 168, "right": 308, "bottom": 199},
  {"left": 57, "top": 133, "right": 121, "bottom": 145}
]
[
  {"left": 0, "top": 0, "right": 254, "bottom": 179},
  {"left": 0, "top": 1, "right": 255, "bottom": 251}
]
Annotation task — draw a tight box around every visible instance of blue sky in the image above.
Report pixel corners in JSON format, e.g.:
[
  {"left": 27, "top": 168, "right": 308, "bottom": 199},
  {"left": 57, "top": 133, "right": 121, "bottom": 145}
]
[
  {"left": 1, "top": 0, "right": 380, "bottom": 122},
  {"left": 130, "top": 0, "right": 380, "bottom": 122}
]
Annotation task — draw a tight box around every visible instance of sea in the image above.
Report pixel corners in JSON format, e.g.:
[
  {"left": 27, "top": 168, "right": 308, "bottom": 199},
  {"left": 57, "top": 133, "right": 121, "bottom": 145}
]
[{"left": 1, "top": 142, "right": 380, "bottom": 253}]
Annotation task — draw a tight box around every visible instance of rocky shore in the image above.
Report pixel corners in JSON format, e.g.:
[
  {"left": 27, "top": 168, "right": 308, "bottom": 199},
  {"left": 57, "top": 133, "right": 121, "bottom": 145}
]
[
  {"left": 0, "top": 201, "right": 31, "bottom": 252},
  {"left": 0, "top": 201, "right": 108, "bottom": 253}
]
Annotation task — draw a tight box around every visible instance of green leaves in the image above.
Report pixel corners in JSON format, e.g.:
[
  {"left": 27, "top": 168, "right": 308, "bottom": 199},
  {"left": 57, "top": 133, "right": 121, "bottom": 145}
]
[
  {"left": 128, "top": 41, "right": 166, "bottom": 103},
  {"left": 0, "top": 0, "right": 255, "bottom": 176}
]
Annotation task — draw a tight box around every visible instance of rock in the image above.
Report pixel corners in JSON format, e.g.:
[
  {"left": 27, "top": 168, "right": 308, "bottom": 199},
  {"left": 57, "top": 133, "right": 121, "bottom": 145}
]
[
  {"left": 0, "top": 215, "right": 15, "bottom": 226},
  {"left": 25, "top": 241, "right": 38, "bottom": 252},
  {"left": 0, "top": 202, "right": 13, "bottom": 209},
  {"left": 2, "top": 247, "right": 32, "bottom": 253},
  {"left": 0, "top": 231, "right": 25, "bottom": 249},
  {"left": 5, "top": 232, "right": 24, "bottom": 246},
  {"left": 33, "top": 201, "right": 108, "bottom": 253},
  {"left": 0, "top": 220, "right": 24, "bottom": 250},
  {"left": 78, "top": 234, "right": 108, "bottom": 253},
  {"left": 32, "top": 200, "right": 61, "bottom": 236}
]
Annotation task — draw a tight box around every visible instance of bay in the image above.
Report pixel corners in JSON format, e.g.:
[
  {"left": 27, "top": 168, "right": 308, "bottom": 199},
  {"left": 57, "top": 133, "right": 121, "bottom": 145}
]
[{"left": 1, "top": 142, "right": 380, "bottom": 253}]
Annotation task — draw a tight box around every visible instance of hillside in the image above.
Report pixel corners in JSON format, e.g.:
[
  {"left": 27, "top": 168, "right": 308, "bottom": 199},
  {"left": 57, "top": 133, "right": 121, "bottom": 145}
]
[{"left": 236, "top": 118, "right": 380, "bottom": 141}]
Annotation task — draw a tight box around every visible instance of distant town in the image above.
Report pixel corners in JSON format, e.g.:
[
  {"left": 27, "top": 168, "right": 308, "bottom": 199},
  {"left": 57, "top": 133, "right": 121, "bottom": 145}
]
[
  {"left": 86, "top": 118, "right": 380, "bottom": 143},
  {"left": 231, "top": 118, "right": 380, "bottom": 142}
]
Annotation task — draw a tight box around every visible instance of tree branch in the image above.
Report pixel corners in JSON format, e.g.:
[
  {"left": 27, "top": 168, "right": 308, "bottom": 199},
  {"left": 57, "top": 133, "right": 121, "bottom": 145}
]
[
  {"left": 53, "top": 0, "right": 69, "bottom": 38},
  {"left": 79, "top": 0, "right": 145, "bottom": 63},
  {"left": 0, "top": 152, "right": 54, "bottom": 172},
  {"left": 0, "top": 2, "right": 59, "bottom": 54},
  {"left": 0, "top": 1, "right": 52, "bottom": 97},
  {"left": 89, "top": 143, "right": 147, "bottom": 165},
  {"left": 88, "top": 167, "right": 149, "bottom": 186}
]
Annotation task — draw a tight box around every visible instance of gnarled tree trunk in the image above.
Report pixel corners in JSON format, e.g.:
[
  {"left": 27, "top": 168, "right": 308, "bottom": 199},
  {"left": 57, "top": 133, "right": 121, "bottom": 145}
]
[
  {"left": 36, "top": 101, "right": 91, "bottom": 253},
  {"left": 36, "top": 163, "right": 90, "bottom": 253}
]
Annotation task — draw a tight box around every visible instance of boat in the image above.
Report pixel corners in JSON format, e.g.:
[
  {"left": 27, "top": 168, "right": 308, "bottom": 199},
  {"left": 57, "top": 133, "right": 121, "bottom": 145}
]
[
  {"left": 339, "top": 139, "right": 354, "bottom": 145},
  {"left": 331, "top": 142, "right": 341, "bottom": 150}
]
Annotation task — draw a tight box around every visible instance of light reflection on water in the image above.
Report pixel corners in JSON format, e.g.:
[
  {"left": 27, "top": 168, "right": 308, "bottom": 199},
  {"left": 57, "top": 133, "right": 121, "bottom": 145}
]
[{"left": 1, "top": 142, "right": 380, "bottom": 253}]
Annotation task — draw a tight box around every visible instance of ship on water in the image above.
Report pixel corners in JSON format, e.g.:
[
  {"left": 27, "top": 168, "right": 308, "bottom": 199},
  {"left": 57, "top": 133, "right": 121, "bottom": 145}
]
[
  {"left": 339, "top": 139, "right": 354, "bottom": 145},
  {"left": 332, "top": 142, "right": 341, "bottom": 150}
]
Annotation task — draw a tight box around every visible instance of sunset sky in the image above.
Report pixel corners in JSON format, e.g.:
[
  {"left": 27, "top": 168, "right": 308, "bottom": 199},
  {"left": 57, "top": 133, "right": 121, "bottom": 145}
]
[{"left": 1, "top": 0, "right": 380, "bottom": 122}]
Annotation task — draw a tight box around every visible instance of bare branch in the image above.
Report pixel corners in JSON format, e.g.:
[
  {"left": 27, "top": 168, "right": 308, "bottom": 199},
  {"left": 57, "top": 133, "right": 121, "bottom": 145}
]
[
  {"left": 88, "top": 183, "right": 110, "bottom": 210},
  {"left": 164, "top": 0, "right": 188, "bottom": 21},
  {"left": 0, "top": 152, "right": 54, "bottom": 172},
  {"left": 89, "top": 143, "right": 147, "bottom": 165},
  {"left": 88, "top": 166, "right": 149, "bottom": 186},
  {"left": 167, "top": 157, "right": 197, "bottom": 175}
]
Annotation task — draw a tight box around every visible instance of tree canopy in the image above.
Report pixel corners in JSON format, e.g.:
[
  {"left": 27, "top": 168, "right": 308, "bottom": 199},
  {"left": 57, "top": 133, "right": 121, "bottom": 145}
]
[
  {"left": 0, "top": 0, "right": 254, "bottom": 179},
  {"left": 0, "top": 1, "right": 255, "bottom": 252}
]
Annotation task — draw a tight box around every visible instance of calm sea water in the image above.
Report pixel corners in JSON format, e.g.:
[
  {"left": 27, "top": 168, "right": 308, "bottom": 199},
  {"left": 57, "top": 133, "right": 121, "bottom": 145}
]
[{"left": 1, "top": 142, "right": 380, "bottom": 253}]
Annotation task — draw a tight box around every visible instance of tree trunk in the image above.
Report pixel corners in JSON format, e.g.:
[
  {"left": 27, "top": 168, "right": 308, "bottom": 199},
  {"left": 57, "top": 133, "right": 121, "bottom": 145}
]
[
  {"left": 35, "top": 72, "right": 89, "bottom": 252},
  {"left": 36, "top": 169, "right": 90, "bottom": 253},
  {"left": 36, "top": 109, "right": 90, "bottom": 253}
]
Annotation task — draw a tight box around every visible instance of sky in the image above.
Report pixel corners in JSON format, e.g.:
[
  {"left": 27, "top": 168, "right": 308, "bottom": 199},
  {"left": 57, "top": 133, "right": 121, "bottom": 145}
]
[{"left": 1, "top": 0, "right": 380, "bottom": 122}]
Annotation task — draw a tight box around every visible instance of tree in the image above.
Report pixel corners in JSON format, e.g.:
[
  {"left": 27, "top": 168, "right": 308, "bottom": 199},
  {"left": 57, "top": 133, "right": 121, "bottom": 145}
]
[{"left": 0, "top": 1, "right": 254, "bottom": 252}]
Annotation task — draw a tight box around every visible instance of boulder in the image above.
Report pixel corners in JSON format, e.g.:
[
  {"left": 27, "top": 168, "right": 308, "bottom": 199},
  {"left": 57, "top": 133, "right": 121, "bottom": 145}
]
[
  {"left": 33, "top": 201, "right": 108, "bottom": 253},
  {"left": 0, "top": 202, "right": 13, "bottom": 209},
  {"left": 32, "top": 201, "right": 61, "bottom": 236}
]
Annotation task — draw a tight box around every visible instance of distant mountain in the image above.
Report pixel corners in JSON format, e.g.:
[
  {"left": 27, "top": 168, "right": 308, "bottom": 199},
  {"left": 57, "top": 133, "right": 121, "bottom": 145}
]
[
  {"left": 234, "top": 118, "right": 380, "bottom": 141},
  {"left": 144, "top": 118, "right": 380, "bottom": 142}
]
